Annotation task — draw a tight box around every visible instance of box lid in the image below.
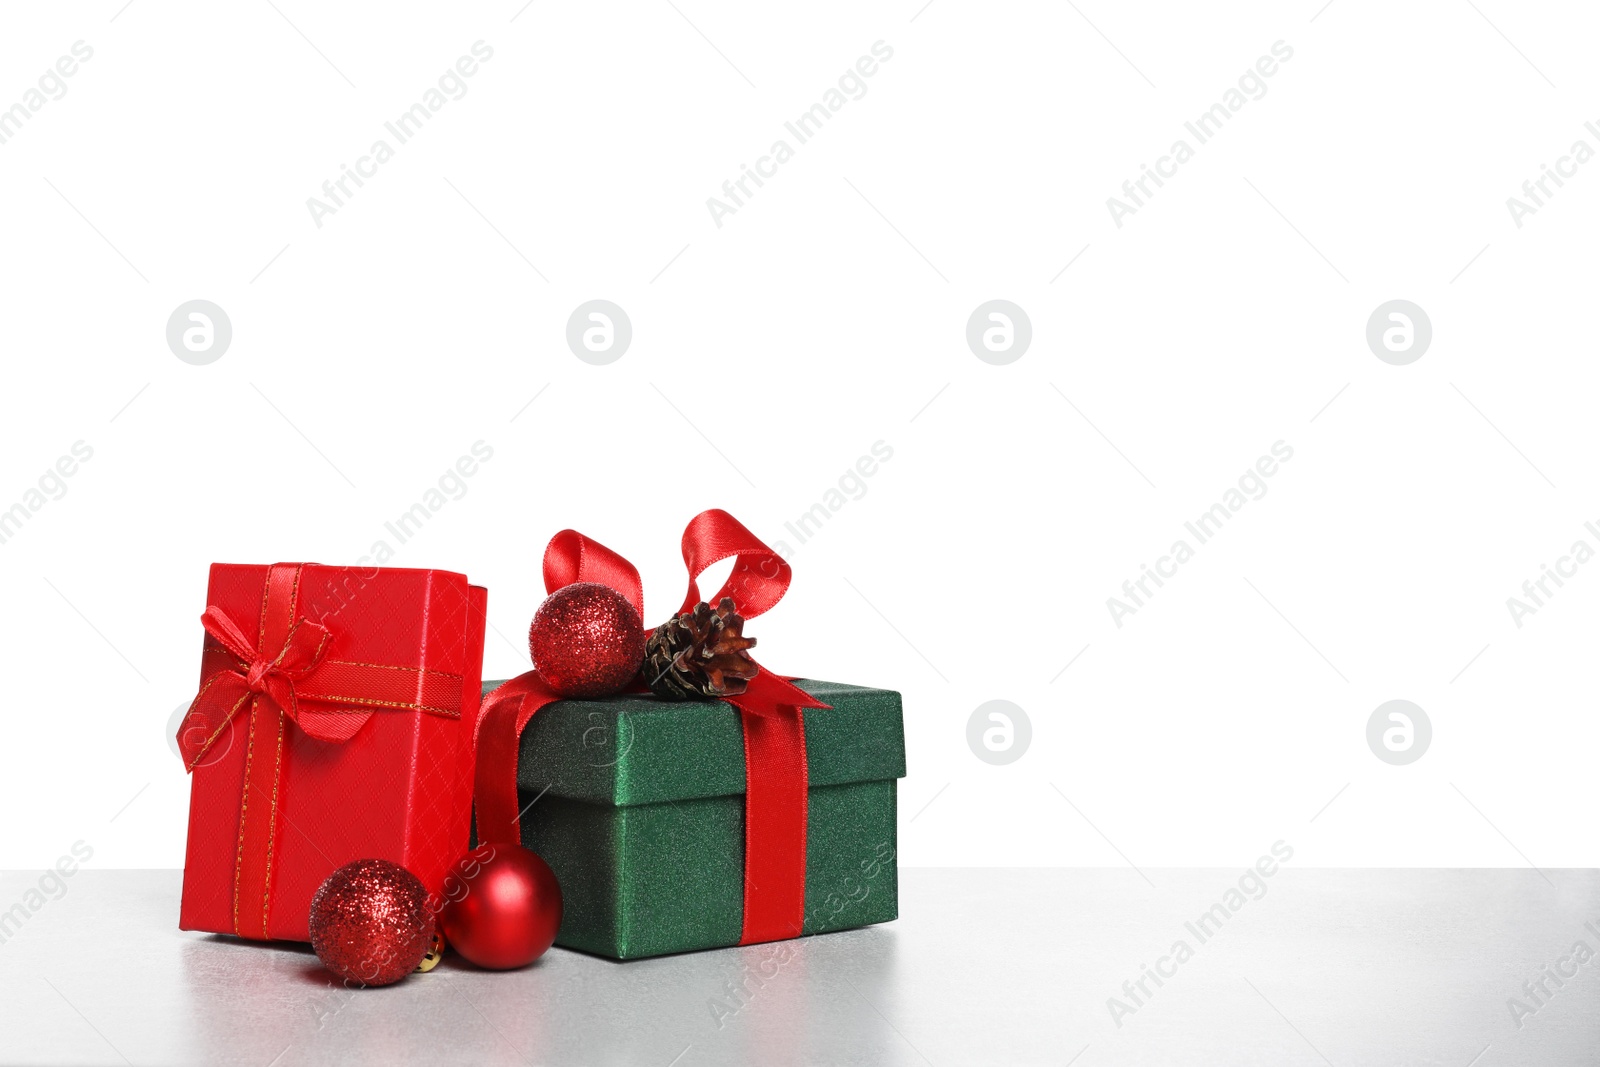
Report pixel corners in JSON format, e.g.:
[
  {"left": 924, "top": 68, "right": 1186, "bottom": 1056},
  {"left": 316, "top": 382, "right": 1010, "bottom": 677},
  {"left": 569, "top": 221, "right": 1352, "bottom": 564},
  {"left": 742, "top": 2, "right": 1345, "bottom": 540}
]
[{"left": 488, "top": 679, "right": 905, "bottom": 807}]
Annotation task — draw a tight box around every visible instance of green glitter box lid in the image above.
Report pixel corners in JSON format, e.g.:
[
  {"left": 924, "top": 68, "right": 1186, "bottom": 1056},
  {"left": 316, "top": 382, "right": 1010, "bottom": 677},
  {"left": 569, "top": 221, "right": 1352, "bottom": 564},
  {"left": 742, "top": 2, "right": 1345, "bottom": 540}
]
[
  {"left": 492, "top": 679, "right": 906, "bottom": 806},
  {"left": 482, "top": 678, "right": 905, "bottom": 959}
]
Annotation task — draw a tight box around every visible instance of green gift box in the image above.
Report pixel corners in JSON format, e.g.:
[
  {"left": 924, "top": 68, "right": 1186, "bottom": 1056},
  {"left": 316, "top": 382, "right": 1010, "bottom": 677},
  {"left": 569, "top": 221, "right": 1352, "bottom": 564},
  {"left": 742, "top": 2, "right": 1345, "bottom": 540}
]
[{"left": 485, "top": 678, "right": 905, "bottom": 960}]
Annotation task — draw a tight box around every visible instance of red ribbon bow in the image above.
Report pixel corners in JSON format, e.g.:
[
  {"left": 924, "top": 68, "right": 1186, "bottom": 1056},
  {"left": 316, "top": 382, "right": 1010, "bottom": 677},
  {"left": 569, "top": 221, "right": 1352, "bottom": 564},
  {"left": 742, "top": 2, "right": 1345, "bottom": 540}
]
[
  {"left": 178, "top": 608, "right": 333, "bottom": 769},
  {"left": 473, "top": 509, "right": 827, "bottom": 945}
]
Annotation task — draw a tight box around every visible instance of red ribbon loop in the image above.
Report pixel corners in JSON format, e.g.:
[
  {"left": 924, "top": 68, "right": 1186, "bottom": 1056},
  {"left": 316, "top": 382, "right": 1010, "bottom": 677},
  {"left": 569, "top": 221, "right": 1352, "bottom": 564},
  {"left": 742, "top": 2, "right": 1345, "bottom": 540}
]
[
  {"left": 475, "top": 510, "right": 827, "bottom": 946},
  {"left": 679, "top": 508, "right": 792, "bottom": 619},
  {"left": 543, "top": 529, "right": 644, "bottom": 617}
]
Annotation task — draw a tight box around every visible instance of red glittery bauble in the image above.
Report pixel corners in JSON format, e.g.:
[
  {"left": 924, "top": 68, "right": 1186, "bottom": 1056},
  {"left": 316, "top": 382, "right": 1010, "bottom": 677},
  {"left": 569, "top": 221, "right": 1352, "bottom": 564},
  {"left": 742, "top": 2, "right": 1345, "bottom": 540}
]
[
  {"left": 309, "top": 859, "right": 435, "bottom": 987},
  {"left": 439, "top": 844, "right": 563, "bottom": 970},
  {"left": 529, "top": 581, "right": 646, "bottom": 697}
]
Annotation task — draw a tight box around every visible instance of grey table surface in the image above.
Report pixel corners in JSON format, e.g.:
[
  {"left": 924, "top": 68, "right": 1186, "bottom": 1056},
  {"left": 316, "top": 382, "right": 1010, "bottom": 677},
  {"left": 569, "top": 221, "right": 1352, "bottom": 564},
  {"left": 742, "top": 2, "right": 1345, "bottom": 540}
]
[{"left": 0, "top": 869, "right": 1596, "bottom": 1066}]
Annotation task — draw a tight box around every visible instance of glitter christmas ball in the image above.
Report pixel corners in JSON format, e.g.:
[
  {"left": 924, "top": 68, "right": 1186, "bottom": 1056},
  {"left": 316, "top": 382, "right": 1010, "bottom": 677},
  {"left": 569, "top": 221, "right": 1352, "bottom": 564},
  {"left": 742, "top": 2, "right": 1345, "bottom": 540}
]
[
  {"left": 439, "top": 844, "right": 563, "bottom": 970},
  {"left": 529, "top": 582, "right": 646, "bottom": 698},
  {"left": 309, "top": 859, "right": 435, "bottom": 987}
]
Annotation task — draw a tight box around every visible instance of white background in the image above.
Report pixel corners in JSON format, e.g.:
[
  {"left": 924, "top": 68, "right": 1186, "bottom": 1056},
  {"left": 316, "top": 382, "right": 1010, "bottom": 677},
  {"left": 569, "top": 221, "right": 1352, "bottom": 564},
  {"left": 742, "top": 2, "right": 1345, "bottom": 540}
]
[{"left": 1, "top": 0, "right": 1596, "bottom": 873}]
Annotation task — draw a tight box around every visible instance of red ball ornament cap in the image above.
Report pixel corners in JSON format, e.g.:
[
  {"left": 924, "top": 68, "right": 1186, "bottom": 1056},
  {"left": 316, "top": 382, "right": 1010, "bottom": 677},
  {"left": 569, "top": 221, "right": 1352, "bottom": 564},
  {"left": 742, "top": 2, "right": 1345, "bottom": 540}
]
[
  {"left": 439, "top": 843, "right": 563, "bottom": 970},
  {"left": 309, "top": 859, "right": 435, "bottom": 987},
  {"left": 529, "top": 581, "right": 645, "bottom": 698}
]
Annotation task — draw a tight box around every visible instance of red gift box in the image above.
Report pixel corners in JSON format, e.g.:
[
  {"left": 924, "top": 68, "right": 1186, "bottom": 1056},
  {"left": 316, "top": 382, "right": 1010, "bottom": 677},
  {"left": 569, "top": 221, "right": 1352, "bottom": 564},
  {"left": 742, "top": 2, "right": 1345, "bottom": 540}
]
[{"left": 177, "top": 563, "right": 486, "bottom": 942}]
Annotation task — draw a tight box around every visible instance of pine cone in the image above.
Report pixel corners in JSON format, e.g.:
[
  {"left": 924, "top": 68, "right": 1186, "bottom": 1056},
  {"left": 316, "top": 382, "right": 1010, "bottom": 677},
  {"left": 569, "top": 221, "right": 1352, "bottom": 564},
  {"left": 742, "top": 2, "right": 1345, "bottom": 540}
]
[{"left": 644, "top": 597, "right": 759, "bottom": 700}]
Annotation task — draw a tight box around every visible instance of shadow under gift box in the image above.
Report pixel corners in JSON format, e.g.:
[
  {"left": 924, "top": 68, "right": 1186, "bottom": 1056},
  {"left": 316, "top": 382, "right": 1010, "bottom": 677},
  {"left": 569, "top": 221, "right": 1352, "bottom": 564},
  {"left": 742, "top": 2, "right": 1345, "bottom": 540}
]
[
  {"left": 180, "top": 564, "right": 487, "bottom": 942},
  {"left": 485, "top": 678, "right": 906, "bottom": 960}
]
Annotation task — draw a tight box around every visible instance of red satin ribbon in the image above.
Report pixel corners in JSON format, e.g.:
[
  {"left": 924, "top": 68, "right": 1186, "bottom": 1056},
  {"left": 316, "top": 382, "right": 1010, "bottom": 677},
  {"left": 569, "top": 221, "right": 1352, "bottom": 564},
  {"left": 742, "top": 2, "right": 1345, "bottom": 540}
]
[
  {"left": 179, "top": 563, "right": 464, "bottom": 939},
  {"left": 473, "top": 509, "right": 827, "bottom": 945}
]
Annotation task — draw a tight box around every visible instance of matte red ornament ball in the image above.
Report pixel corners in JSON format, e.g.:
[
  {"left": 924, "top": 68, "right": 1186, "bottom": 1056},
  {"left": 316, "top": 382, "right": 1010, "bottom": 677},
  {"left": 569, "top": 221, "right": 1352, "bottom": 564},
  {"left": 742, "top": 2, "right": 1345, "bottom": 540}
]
[
  {"left": 439, "top": 844, "right": 563, "bottom": 970},
  {"left": 308, "top": 859, "right": 435, "bottom": 987},
  {"left": 529, "top": 581, "right": 646, "bottom": 697}
]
